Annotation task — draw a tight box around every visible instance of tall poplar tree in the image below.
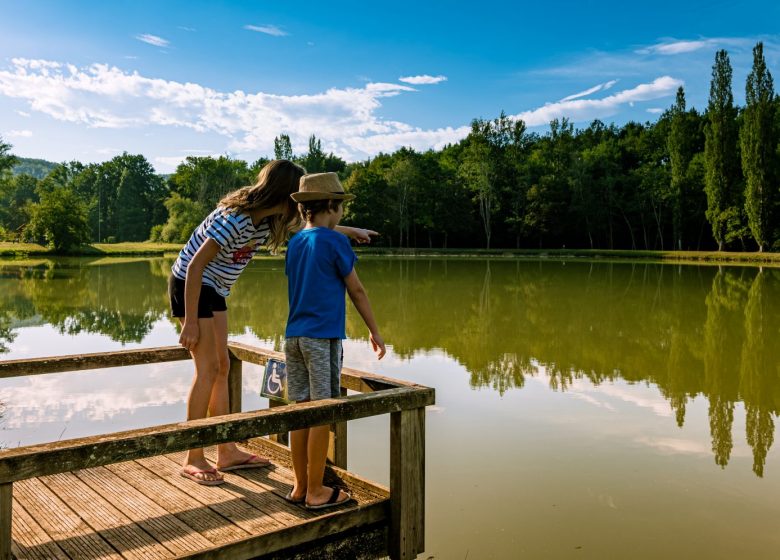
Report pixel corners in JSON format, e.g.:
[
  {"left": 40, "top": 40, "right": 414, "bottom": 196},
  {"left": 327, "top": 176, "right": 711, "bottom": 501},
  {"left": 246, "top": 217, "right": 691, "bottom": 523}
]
[
  {"left": 667, "top": 86, "right": 692, "bottom": 249},
  {"left": 704, "top": 50, "right": 742, "bottom": 250},
  {"left": 741, "top": 42, "right": 778, "bottom": 252},
  {"left": 273, "top": 134, "right": 293, "bottom": 160}
]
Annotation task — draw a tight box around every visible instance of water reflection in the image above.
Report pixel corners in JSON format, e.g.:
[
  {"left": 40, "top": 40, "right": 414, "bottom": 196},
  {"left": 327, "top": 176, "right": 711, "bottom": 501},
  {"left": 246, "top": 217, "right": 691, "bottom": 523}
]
[{"left": 1, "top": 257, "right": 779, "bottom": 476}]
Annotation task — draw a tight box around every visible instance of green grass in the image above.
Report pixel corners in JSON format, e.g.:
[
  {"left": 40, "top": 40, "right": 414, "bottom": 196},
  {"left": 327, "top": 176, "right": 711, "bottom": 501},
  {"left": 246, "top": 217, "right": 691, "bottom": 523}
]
[
  {"left": 353, "top": 246, "right": 780, "bottom": 264},
  {"left": 0, "top": 241, "right": 181, "bottom": 257},
  {"left": 2, "top": 241, "right": 779, "bottom": 264}
]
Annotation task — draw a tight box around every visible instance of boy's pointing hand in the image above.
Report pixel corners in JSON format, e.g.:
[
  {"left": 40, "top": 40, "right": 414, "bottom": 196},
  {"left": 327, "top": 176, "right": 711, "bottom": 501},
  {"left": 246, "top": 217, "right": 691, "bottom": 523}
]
[{"left": 353, "top": 228, "right": 378, "bottom": 244}]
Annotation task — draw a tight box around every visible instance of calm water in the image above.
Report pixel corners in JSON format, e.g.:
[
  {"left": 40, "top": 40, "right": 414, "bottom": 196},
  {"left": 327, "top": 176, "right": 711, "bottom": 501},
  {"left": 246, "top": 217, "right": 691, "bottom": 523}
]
[{"left": 1, "top": 256, "right": 780, "bottom": 559}]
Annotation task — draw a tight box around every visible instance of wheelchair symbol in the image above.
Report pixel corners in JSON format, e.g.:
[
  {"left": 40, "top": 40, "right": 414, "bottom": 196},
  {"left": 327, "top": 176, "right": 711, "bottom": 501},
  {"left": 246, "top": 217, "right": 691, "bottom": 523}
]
[{"left": 266, "top": 363, "right": 283, "bottom": 396}]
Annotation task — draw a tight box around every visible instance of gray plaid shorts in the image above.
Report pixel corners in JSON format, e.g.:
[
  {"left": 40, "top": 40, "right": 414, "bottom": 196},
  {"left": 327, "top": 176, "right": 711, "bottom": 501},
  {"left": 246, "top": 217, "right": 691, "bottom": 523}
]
[{"left": 284, "top": 337, "right": 342, "bottom": 402}]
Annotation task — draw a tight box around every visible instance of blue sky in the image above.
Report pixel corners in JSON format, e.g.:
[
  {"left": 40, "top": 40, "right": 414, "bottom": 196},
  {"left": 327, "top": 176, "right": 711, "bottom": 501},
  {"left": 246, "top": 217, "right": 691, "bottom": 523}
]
[{"left": 1, "top": 0, "right": 778, "bottom": 172}]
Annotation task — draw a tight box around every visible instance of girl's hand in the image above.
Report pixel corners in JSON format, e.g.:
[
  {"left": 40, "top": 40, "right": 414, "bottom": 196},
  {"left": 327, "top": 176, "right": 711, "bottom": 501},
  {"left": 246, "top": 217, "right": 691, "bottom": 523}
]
[
  {"left": 179, "top": 321, "right": 200, "bottom": 351},
  {"left": 370, "top": 331, "right": 386, "bottom": 360},
  {"left": 351, "top": 228, "right": 378, "bottom": 244}
]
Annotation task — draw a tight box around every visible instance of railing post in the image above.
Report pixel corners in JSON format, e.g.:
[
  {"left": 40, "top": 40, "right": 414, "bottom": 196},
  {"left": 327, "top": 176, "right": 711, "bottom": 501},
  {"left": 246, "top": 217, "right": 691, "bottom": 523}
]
[
  {"left": 328, "top": 387, "right": 348, "bottom": 468},
  {"left": 389, "top": 407, "right": 425, "bottom": 560},
  {"left": 0, "top": 482, "right": 12, "bottom": 560},
  {"left": 269, "top": 400, "right": 290, "bottom": 446},
  {"left": 228, "top": 353, "right": 242, "bottom": 414}
]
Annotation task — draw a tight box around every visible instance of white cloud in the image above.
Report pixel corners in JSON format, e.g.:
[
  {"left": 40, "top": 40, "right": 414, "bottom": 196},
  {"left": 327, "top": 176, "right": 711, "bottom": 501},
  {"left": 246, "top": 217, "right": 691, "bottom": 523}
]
[
  {"left": 15, "top": 110, "right": 30, "bottom": 117},
  {"left": 135, "top": 34, "right": 170, "bottom": 47},
  {"left": 514, "top": 76, "right": 682, "bottom": 127},
  {"left": 399, "top": 75, "right": 447, "bottom": 85},
  {"left": 6, "top": 129, "right": 33, "bottom": 137},
  {"left": 559, "top": 79, "right": 618, "bottom": 102},
  {"left": 646, "top": 107, "right": 663, "bottom": 114},
  {"left": 0, "top": 58, "right": 465, "bottom": 161},
  {"left": 0, "top": 58, "right": 683, "bottom": 164},
  {"left": 177, "top": 26, "right": 196, "bottom": 32},
  {"left": 638, "top": 39, "right": 717, "bottom": 55},
  {"left": 244, "top": 24, "right": 288, "bottom": 37}
]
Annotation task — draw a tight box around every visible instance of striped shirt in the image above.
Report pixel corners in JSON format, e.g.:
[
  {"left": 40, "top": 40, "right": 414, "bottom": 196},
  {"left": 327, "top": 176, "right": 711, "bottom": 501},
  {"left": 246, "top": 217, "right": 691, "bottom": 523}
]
[{"left": 171, "top": 207, "right": 271, "bottom": 297}]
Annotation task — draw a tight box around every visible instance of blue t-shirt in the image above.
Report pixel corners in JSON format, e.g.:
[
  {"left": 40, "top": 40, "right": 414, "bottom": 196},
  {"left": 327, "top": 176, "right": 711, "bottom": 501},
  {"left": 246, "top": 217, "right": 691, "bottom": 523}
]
[{"left": 285, "top": 227, "right": 357, "bottom": 339}]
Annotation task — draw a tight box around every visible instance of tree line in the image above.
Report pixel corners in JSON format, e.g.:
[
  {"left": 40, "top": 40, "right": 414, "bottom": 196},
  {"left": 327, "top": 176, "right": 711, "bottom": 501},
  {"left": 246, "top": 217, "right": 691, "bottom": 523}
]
[{"left": 1, "top": 43, "right": 778, "bottom": 252}]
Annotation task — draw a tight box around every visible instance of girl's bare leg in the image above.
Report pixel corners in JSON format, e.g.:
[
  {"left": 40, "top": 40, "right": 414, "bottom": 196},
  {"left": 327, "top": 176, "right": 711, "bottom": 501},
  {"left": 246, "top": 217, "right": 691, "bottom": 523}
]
[
  {"left": 211, "top": 311, "right": 270, "bottom": 468},
  {"left": 182, "top": 316, "right": 222, "bottom": 482}
]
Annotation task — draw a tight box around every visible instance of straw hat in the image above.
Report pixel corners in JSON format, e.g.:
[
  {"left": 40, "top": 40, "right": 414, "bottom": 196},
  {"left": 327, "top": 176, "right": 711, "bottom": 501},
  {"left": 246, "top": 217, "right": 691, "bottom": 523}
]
[{"left": 291, "top": 172, "right": 356, "bottom": 202}]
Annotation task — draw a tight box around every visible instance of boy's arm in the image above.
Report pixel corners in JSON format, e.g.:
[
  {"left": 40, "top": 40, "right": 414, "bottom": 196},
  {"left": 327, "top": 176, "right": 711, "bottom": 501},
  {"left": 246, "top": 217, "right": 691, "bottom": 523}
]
[
  {"left": 344, "top": 268, "right": 386, "bottom": 359},
  {"left": 180, "top": 238, "right": 220, "bottom": 351},
  {"left": 334, "top": 225, "right": 378, "bottom": 244}
]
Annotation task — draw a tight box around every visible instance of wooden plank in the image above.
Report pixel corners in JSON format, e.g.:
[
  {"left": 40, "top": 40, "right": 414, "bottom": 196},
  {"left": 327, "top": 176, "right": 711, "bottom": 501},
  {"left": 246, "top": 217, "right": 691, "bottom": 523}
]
[
  {"left": 75, "top": 467, "right": 213, "bottom": 556},
  {"left": 10, "top": 500, "right": 69, "bottom": 560},
  {"left": 389, "top": 408, "right": 425, "bottom": 560},
  {"left": 196, "top": 450, "right": 316, "bottom": 524},
  {"left": 243, "top": 438, "right": 390, "bottom": 501},
  {"left": 40, "top": 472, "right": 171, "bottom": 560},
  {"left": 0, "top": 347, "right": 189, "bottom": 379},
  {"left": 0, "top": 386, "right": 434, "bottom": 483},
  {"left": 328, "top": 388, "right": 348, "bottom": 469},
  {"left": 136, "top": 456, "right": 284, "bottom": 536},
  {"left": 174, "top": 501, "right": 388, "bottom": 560},
  {"left": 227, "top": 354, "right": 242, "bottom": 415},
  {"left": 105, "top": 462, "right": 249, "bottom": 547},
  {"left": 1, "top": 483, "right": 11, "bottom": 560},
  {"left": 14, "top": 478, "right": 122, "bottom": 560}
]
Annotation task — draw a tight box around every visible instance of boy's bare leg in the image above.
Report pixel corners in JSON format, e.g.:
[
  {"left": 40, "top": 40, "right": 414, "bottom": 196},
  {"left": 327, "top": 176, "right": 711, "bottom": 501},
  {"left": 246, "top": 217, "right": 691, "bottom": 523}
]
[
  {"left": 305, "top": 424, "right": 349, "bottom": 506},
  {"left": 182, "top": 317, "right": 222, "bottom": 482},
  {"left": 289, "top": 428, "right": 310, "bottom": 500}
]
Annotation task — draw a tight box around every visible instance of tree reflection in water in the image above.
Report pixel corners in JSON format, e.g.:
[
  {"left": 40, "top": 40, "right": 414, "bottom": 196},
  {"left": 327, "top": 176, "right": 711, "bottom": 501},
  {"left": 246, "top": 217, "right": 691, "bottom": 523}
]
[{"left": 0, "top": 257, "right": 779, "bottom": 475}]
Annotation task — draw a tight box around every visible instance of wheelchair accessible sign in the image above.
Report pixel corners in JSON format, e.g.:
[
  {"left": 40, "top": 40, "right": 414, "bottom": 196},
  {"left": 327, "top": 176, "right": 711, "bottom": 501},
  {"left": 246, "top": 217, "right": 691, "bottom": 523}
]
[{"left": 261, "top": 358, "right": 289, "bottom": 403}]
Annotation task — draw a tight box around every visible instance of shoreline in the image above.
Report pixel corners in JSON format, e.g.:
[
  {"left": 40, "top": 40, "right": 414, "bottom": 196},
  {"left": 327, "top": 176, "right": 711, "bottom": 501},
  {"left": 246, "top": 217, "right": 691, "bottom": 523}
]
[{"left": 2, "top": 242, "right": 780, "bottom": 265}]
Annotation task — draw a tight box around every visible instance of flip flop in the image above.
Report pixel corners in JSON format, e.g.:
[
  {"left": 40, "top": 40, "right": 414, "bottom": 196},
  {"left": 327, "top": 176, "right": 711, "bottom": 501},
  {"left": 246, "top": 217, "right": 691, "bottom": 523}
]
[
  {"left": 180, "top": 467, "right": 224, "bottom": 486},
  {"left": 217, "top": 454, "right": 271, "bottom": 472},
  {"left": 305, "top": 487, "right": 352, "bottom": 510}
]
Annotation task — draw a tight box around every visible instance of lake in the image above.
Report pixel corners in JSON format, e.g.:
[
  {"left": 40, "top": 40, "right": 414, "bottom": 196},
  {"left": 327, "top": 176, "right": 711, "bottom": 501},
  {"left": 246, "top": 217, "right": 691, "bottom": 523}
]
[{"left": 1, "top": 256, "right": 779, "bottom": 559}]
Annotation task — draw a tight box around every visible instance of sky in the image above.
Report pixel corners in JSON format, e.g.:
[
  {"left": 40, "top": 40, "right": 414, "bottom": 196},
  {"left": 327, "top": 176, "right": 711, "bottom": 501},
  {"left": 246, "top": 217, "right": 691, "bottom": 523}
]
[{"left": 1, "top": 0, "right": 779, "bottom": 173}]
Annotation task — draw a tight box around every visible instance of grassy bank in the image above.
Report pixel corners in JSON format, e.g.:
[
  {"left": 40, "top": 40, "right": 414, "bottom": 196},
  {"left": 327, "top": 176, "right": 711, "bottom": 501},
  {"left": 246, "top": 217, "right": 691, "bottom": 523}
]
[
  {"left": 353, "top": 247, "right": 780, "bottom": 264},
  {"left": 2, "top": 241, "right": 779, "bottom": 264},
  {"left": 0, "top": 242, "right": 181, "bottom": 257}
]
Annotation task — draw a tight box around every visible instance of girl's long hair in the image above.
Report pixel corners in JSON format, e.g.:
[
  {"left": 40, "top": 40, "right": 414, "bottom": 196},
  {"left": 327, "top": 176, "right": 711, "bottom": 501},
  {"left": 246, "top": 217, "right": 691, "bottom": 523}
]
[{"left": 218, "top": 160, "right": 306, "bottom": 253}]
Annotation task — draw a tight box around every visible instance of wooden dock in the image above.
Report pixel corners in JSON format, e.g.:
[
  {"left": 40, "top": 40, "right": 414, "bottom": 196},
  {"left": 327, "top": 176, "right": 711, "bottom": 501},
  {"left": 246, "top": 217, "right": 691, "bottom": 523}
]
[{"left": 0, "top": 342, "right": 434, "bottom": 560}]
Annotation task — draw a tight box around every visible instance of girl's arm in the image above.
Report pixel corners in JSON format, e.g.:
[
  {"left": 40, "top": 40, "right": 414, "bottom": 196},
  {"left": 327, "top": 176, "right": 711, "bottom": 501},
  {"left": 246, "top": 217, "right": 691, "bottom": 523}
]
[
  {"left": 179, "top": 238, "right": 221, "bottom": 351},
  {"left": 344, "top": 268, "right": 386, "bottom": 359},
  {"left": 335, "top": 225, "right": 378, "bottom": 244}
]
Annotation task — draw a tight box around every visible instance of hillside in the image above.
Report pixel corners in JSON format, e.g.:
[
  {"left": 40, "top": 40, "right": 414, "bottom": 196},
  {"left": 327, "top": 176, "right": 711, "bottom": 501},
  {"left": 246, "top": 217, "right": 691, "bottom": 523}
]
[{"left": 12, "top": 157, "right": 59, "bottom": 179}]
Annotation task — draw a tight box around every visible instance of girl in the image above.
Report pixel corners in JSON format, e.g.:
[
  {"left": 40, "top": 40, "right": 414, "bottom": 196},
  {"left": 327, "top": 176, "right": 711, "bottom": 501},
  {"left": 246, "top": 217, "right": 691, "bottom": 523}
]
[{"left": 169, "top": 160, "right": 375, "bottom": 485}]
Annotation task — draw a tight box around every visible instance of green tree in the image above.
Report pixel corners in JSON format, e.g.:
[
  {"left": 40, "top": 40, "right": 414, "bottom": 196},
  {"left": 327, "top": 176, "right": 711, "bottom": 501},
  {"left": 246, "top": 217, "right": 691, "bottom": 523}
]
[
  {"left": 301, "top": 134, "right": 326, "bottom": 173},
  {"left": 156, "top": 193, "right": 205, "bottom": 243},
  {"left": 0, "top": 137, "right": 17, "bottom": 176},
  {"left": 524, "top": 119, "right": 575, "bottom": 248},
  {"left": 27, "top": 185, "right": 91, "bottom": 252},
  {"left": 741, "top": 42, "right": 778, "bottom": 251},
  {"left": 386, "top": 150, "right": 421, "bottom": 248},
  {"left": 668, "top": 87, "right": 695, "bottom": 249},
  {"left": 274, "top": 134, "right": 293, "bottom": 160},
  {"left": 704, "top": 50, "right": 744, "bottom": 250},
  {"left": 168, "top": 156, "right": 252, "bottom": 209}
]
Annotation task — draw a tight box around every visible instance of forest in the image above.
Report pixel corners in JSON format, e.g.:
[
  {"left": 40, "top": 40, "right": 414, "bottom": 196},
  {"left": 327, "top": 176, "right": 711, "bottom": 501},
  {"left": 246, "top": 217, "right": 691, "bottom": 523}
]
[{"left": 0, "top": 43, "right": 778, "bottom": 252}]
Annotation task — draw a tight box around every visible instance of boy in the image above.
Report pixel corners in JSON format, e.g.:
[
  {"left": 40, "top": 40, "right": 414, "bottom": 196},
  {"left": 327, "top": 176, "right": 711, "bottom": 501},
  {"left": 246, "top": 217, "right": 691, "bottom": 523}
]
[{"left": 284, "top": 172, "right": 386, "bottom": 509}]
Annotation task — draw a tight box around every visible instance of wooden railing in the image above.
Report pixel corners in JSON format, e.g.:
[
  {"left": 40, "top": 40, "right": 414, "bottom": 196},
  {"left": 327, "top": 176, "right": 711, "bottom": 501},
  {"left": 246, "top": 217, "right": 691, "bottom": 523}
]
[{"left": 0, "top": 341, "right": 434, "bottom": 560}]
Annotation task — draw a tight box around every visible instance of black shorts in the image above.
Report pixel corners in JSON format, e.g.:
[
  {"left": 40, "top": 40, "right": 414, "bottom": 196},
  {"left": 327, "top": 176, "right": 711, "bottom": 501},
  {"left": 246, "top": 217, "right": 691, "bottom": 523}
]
[{"left": 168, "top": 275, "right": 227, "bottom": 319}]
